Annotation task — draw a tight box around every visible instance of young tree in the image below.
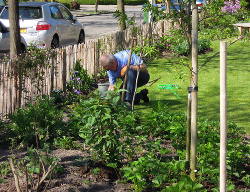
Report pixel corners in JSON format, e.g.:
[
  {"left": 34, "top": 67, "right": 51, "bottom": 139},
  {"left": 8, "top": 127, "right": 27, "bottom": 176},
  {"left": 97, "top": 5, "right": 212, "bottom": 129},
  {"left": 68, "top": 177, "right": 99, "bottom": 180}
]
[
  {"left": 190, "top": 0, "right": 198, "bottom": 181},
  {"left": 95, "top": 0, "right": 99, "bottom": 13},
  {"left": 8, "top": 0, "right": 21, "bottom": 59},
  {"left": 117, "top": 0, "right": 126, "bottom": 30}
]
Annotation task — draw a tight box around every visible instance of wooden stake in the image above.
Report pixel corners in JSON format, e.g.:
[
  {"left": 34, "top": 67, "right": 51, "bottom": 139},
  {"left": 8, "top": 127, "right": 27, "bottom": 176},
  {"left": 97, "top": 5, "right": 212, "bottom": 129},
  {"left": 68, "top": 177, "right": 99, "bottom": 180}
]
[
  {"left": 186, "top": 91, "right": 191, "bottom": 163},
  {"left": 220, "top": 41, "right": 227, "bottom": 192},
  {"left": 190, "top": 0, "right": 198, "bottom": 180},
  {"left": 121, "top": 38, "right": 136, "bottom": 101}
]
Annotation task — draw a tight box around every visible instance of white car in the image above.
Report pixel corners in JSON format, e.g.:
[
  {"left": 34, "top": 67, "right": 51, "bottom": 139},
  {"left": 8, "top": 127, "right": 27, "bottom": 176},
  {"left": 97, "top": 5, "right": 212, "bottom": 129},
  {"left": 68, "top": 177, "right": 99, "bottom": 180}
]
[
  {"left": 0, "top": 1, "right": 85, "bottom": 49},
  {"left": 0, "top": 21, "right": 26, "bottom": 52}
]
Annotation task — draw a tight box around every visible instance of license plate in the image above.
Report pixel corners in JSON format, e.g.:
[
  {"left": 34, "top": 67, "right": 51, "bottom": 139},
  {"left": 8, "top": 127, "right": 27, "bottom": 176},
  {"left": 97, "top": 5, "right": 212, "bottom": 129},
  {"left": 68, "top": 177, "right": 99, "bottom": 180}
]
[{"left": 20, "top": 28, "right": 27, "bottom": 33}]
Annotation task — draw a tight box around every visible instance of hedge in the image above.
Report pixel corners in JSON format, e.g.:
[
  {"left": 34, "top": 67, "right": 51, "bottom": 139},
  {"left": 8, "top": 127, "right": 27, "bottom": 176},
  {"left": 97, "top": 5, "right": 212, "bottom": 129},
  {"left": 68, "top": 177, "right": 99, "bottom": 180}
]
[{"left": 57, "top": 0, "right": 147, "bottom": 5}]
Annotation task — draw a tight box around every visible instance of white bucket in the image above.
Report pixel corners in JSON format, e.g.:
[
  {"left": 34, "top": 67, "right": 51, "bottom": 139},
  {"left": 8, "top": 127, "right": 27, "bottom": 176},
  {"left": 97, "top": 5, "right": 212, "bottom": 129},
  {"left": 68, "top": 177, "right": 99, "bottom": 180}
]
[{"left": 97, "top": 82, "right": 109, "bottom": 98}]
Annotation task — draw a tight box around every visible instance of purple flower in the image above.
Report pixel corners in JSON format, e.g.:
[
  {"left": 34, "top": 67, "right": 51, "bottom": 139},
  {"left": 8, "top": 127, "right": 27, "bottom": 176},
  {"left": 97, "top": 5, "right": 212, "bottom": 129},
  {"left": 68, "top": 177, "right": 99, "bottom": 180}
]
[
  {"left": 73, "top": 89, "right": 81, "bottom": 94},
  {"left": 222, "top": 0, "right": 241, "bottom": 13},
  {"left": 74, "top": 71, "right": 79, "bottom": 75}
]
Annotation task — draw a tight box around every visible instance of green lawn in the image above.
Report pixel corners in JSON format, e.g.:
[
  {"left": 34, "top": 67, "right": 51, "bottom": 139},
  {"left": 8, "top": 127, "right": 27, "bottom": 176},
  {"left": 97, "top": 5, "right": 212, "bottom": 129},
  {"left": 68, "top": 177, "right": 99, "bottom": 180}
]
[{"left": 140, "top": 39, "right": 250, "bottom": 134}]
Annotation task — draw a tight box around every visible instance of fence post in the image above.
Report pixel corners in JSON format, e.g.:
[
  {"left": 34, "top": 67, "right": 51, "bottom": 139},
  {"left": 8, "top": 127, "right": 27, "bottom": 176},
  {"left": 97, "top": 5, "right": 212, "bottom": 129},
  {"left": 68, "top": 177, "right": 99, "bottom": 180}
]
[
  {"left": 62, "top": 49, "right": 67, "bottom": 91},
  {"left": 220, "top": 41, "right": 227, "bottom": 192}
]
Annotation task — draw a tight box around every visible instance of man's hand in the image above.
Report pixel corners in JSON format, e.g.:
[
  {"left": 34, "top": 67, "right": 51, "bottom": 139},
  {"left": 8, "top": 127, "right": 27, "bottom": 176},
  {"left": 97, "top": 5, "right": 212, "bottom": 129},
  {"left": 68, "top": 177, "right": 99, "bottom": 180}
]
[{"left": 108, "top": 84, "right": 115, "bottom": 91}]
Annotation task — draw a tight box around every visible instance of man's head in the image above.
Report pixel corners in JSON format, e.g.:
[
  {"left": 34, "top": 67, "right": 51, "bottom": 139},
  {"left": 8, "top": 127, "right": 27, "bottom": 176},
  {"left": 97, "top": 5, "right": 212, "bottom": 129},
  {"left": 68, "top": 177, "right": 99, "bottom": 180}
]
[{"left": 100, "top": 54, "right": 117, "bottom": 71}]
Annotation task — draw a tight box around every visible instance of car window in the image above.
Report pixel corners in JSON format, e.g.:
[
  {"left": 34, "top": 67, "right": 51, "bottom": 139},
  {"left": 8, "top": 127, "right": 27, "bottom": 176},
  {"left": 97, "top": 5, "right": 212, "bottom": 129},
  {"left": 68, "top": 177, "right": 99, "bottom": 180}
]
[
  {"left": 58, "top": 5, "right": 73, "bottom": 21},
  {"left": 49, "top": 6, "right": 62, "bottom": 19},
  {"left": 0, "top": 7, "right": 42, "bottom": 19},
  {"left": 0, "top": 0, "right": 5, "bottom": 6}
]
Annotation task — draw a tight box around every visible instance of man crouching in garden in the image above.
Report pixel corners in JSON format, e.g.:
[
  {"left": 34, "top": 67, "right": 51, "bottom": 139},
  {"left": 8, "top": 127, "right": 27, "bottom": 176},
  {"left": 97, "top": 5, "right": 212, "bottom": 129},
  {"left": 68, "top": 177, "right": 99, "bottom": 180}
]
[{"left": 100, "top": 50, "right": 150, "bottom": 105}]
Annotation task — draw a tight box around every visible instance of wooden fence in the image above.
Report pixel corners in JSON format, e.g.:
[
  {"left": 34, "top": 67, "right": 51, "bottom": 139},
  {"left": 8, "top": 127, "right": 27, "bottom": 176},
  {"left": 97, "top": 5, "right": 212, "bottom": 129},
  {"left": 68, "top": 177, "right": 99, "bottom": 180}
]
[{"left": 0, "top": 20, "right": 171, "bottom": 119}]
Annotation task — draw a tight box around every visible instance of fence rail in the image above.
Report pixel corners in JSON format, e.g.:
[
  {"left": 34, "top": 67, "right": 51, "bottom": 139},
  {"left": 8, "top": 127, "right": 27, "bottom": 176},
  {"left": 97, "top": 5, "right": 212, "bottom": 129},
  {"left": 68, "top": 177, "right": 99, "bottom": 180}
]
[{"left": 0, "top": 20, "right": 171, "bottom": 119}]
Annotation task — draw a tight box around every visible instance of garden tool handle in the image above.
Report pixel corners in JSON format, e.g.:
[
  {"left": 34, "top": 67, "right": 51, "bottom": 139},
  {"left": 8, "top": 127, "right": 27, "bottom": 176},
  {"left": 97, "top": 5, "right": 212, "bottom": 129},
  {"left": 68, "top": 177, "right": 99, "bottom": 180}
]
[{"left": 121, "top": 38, "right": 136, "bottom": 101}]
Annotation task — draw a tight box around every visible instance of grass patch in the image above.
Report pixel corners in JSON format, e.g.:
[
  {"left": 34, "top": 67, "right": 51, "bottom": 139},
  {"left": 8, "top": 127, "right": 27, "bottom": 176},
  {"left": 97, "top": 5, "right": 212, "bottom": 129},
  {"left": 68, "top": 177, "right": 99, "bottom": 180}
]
[{"left": 142, "top": 39, "right": 250, "bottom": 134}]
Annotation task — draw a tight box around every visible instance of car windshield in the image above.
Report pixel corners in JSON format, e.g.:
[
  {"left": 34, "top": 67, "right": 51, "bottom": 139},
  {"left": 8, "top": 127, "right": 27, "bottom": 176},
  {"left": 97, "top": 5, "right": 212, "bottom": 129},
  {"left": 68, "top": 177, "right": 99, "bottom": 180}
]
[{"left": 0, "top": 6, "right": 42, "bottom": 19}]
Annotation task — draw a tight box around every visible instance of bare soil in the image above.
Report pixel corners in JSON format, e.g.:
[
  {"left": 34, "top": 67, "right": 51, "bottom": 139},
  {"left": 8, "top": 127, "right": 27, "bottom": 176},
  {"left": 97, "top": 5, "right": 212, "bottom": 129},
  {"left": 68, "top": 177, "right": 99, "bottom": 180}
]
[{"left": 0, "top": 149, "right": 132, "bottom": 192}]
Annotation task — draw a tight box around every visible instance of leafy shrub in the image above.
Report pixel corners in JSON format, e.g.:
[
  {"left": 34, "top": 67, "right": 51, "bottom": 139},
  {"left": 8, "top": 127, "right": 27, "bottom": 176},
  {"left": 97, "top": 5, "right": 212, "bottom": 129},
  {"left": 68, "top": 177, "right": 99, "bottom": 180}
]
[
  {"left": 194, "top": 121, "right": 249, "bottom": 190},
  {"left": 134, "top": 44, "right": 160, "bottom": 62},
  {"left": 9, "top": 146, "right": 63, "bottom": 191},
  {"left": 57, "top": 0, "right": 147, "bottom": 5},
  {"left": 66, "top": 60, "right": 96, "bottom": 102},
  {"left": 171, "top": 39, "right": 211, "bottom": 56},
  {"left": 137, "top": 106, "right": 249, "bottom": 191},
  {"left": 71, "top": 91, "right": 139, "bottom": 165},
  {"left": 8, "top": 96, "right": 64, "bottom": 148},
  {"left": 171, "top": 41, "right": 190, "bottom": 56},
  {"left": 143, "top": 105, "right": 186, "bottom": 150},
  {"left": 199, "top": 0, "right": 250, "bottom": 40},
  {"left": 142, "top": 3, "right": 166, "bottom": 22}
]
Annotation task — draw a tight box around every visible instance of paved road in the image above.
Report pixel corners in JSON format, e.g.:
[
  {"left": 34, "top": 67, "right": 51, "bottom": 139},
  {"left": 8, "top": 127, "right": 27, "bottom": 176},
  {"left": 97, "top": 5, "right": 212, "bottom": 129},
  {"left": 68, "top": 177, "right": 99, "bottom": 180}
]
[{"left": 75, "top": 5, "right": 144, "bottom": 40}]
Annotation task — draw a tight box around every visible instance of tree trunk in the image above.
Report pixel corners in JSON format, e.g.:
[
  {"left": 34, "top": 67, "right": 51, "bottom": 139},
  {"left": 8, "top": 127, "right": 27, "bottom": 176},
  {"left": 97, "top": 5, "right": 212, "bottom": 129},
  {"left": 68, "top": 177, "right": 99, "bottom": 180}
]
[
  {"left": 95, "top": 0, "right": 99, "bottom": 13},
  {"left": 190, "top": 0, "right": 198, "bottom": 181},
  {"left": 117, "top": 0, "right": 126, "bottom": 30},
  {"left": 8, "top": 0, "right": 21, "bottom": 59}
]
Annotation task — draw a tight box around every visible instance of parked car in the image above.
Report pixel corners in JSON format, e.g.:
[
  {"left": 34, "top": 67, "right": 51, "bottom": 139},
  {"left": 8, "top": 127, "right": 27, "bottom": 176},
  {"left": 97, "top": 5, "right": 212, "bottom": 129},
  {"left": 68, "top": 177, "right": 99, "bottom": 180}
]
[
  {"left": 0, "top": 0, "right": 5, "bottom": 13},
  {"left": 0, "top": 2, "right": 85, "bottom": 49},
  {"left": 0, "top": 21, "right": 26, "bottom": 52},
  {"left": 166, "top": 0, "right": 207, "bottom": 11}
]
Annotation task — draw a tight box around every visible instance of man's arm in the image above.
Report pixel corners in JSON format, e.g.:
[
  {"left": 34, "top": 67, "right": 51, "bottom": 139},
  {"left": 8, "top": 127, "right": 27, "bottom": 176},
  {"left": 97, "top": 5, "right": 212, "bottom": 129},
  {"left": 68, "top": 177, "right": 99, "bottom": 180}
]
[{"left": 120, "top": 64, "right": 147, "bottom": 77}]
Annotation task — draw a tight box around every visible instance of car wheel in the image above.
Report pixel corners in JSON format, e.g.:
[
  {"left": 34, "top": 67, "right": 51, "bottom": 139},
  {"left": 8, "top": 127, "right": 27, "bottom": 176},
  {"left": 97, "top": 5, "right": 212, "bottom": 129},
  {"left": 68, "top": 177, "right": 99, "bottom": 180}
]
[
  {"left": 51, "top": 36, "right": 59, "bottom": 49},
  {"left": 78, "top": 31, "right": 85, "bottom": 44},
  {"left": 20, "top": 43, "right": 26, "bottom": 53}
]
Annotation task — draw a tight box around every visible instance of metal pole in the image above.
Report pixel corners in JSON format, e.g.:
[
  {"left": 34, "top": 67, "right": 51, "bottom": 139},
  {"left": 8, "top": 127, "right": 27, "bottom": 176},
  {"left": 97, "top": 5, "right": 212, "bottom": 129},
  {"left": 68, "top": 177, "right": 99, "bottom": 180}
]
[{"left": 220, "top": 41, "right": 227, "bottom": 192}]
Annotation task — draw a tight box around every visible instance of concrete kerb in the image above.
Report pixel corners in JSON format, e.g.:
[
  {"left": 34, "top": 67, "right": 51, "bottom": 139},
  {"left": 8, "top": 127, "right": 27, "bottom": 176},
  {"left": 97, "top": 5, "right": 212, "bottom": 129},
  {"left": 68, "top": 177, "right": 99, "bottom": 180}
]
[{"left": 71, "top": 4, "right": 117, "bottom": 17}]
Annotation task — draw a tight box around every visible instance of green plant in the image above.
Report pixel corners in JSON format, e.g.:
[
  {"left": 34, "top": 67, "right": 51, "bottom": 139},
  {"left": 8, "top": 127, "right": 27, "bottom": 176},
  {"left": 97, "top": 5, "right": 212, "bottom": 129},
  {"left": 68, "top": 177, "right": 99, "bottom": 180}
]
[
  {"left": 0, "top": 161, "right": 11, "bottom": 177},
  {"left": 162, "top": 176, "right": 206, "bottom": 192},
  {"left": 66, "top": 60, "right": 96, "bottom": 102},
  {"left": 91, "top": 167, "right": 101, "bottom": 175},
  {"left": 94, "top": 69, "right": 108, "bottom": 83},
  {"left": 54, "top": 136, "right": 80, "bottom": 150},
  {"left": 71, "top": 90, "right": 139, "bottom": 165},
  {"left": 171, "top": 39, "right": 211, "bottom": 56},
  {"left": 142, "top": 3, "right": 166, "bottom": 22},
  {"left": 8, "top": 96, "right": 64, "bottom": 148},
  {"left": 113, "top": 10, "right": 136, "bottom": 28},
  {"left": 199, "top": 0, "right": 250, "bottom": 40},
  {"left": 122, "top": 153, "right": 186, "bottom": 192},
  {"left": 9, "top": 146, "right": 62, "bottom": 191},
  {"left": 143, "top": 104, "right": 186, "bottom": 150},
  {"left": 134, "top": 43, "right": 160, "bottom": 62}
]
